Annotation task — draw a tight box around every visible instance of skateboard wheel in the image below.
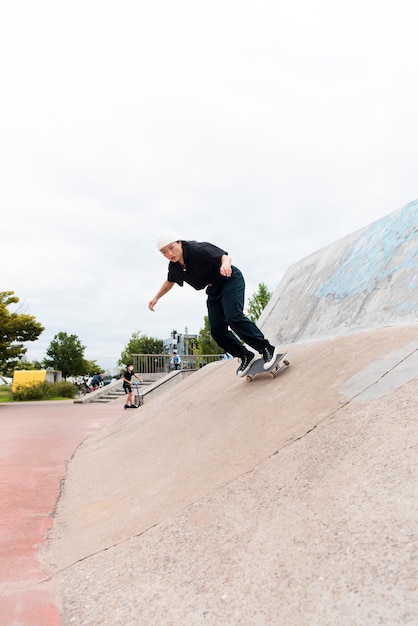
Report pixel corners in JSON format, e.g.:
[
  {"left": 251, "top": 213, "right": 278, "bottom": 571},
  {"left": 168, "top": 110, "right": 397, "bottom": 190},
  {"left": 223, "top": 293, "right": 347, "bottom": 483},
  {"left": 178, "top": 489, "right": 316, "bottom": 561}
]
[
  {"left": 269, "top": 371, "right": 275, "bottom": 379},
  {"left": 246, "top": 375, "right": 253, "bottom": 382},
  {"left": 283, "top": 359, "right": 290, "bottom": 366}
]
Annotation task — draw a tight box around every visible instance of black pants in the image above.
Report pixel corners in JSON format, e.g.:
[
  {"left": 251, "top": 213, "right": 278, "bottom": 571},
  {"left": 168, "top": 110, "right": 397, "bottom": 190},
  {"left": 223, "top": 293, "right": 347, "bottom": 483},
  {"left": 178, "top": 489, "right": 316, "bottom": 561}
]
[{"left": 206, "top": 266, "right": 271, "bottom": 358}]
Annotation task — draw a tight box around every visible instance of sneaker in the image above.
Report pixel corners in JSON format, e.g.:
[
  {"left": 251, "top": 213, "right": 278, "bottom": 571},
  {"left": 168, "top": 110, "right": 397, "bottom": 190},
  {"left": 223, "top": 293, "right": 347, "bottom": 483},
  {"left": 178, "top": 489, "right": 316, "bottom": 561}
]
[
  {"left": 262, "top": 345, "right": 281, "bottom": 370},
  {"left": 124, "top": 404, "right": 130, "bottom": 409},
  {"left": 237, "top": 351, "right": 256, "bottom": 377}
]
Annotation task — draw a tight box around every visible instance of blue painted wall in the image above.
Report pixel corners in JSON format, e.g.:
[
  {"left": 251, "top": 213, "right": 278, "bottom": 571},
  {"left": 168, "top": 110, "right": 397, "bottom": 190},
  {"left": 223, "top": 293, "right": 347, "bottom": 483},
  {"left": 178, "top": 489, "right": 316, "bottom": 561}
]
[
  {"left": 316, "top": 199, "right": 418, "bottom": 299},
  {"left": 260, "top": 200, "right": 418, "bottom": 344}
]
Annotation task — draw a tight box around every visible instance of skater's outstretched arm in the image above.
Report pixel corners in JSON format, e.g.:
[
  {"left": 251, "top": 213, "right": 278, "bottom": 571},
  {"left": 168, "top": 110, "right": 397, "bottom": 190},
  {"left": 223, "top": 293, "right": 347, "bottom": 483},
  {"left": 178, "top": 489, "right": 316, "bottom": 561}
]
[{"left": 148, "top": 280, "right": 175, "bottom": 311}]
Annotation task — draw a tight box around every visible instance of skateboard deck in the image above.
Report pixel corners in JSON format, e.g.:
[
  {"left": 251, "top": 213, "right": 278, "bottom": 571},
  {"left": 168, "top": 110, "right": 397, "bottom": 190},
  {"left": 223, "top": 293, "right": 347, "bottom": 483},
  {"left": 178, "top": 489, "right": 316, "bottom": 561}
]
[{"left": 239, "top": 352, "right": 290, "bottom": 382}]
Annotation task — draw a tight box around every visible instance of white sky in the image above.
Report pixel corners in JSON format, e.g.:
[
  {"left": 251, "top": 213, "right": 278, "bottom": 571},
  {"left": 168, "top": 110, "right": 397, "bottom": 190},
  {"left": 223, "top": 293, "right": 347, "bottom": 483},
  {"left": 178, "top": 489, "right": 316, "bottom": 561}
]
[{"left": 1, "top": 0, "right": 418, "bottom": 370}]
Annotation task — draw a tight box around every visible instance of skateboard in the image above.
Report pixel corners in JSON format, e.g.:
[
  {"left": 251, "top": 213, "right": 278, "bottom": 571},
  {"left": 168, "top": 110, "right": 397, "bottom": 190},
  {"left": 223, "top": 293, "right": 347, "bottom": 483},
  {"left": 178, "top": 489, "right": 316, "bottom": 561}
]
[{"left": 239, "top": 352, "right": 290, "bottom": 382}]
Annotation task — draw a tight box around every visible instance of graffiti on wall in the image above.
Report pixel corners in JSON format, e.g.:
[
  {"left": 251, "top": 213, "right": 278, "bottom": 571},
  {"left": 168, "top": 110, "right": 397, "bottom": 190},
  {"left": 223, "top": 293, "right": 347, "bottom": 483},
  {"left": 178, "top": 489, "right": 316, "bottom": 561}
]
[{"left": 316, "top": 199, "right": 418, "bottom": 302}]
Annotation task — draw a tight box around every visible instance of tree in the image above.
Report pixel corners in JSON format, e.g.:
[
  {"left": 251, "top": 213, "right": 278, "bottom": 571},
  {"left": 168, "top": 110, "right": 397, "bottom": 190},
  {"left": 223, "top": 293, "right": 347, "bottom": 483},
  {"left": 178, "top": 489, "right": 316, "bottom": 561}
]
[
  {"left": 195, "top": 316, "right": 223, "bottom": 355},
  {"left": 118, "top": 331, "right": 163, "bottom": 365},
  {"left": 43, "top": 331, "right": 86, "bottom": 378},
  {"left": 0, "top": 291, "right": 44, "bottom": 375},
  {"left": 14, "top": 359, "right": 44, "bottom": 371},
  {"left": 83, "top": 359, "right": 104, "bottom": 375},
  {"left": 246, "top": 282, "right": 272, "bottom": 322}
]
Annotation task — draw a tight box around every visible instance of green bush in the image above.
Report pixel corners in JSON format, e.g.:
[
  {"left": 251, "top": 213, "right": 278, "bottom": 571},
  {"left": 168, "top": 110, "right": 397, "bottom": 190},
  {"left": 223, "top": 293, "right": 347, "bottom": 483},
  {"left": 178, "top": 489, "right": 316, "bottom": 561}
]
[
  {"left": 45, "top": 381, "right": 76, "bottom": 398},
  {"left": 12, "top": 381, "right": 46, "bottom": 401},
  {"left": 12, "top": 380, "right": 77, "bottom": 401}
]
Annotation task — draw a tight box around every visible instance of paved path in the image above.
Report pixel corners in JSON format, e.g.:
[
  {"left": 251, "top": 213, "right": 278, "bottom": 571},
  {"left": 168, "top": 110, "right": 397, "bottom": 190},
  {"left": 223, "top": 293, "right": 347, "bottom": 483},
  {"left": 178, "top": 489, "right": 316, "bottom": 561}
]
[{"left": 0, "top": 400, "right": 121, "bottom": 626}]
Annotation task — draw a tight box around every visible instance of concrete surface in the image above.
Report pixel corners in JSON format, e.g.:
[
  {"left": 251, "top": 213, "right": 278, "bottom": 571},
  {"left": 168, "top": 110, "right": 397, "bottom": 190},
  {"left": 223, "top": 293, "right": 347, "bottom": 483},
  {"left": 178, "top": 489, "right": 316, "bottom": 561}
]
[
  {"left": 0, "top": 401, "right": 121, "bottom": 626},
  {"left": 45, "top": 324, "right": 417, "bottom": 625},
  {"left": 259, "top": 199, "right": 418, "bottom": 344}
]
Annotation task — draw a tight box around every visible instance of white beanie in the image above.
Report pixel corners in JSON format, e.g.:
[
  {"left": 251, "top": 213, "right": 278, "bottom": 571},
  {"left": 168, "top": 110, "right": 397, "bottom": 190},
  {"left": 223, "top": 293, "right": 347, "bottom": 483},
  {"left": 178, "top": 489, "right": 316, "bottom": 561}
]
[{"left": 156, "top": 229, "right": 180, "bottom": 250}]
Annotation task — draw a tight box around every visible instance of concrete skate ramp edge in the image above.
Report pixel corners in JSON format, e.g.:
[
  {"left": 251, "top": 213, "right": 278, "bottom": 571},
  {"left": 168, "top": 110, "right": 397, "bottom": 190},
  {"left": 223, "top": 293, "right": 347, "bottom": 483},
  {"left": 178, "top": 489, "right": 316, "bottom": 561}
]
[
  {"left": 259, "top": 199, "right": 418, "bottom": 345},
  {"left": 50, "top": 324, "right": 418, "bottom": 573}
]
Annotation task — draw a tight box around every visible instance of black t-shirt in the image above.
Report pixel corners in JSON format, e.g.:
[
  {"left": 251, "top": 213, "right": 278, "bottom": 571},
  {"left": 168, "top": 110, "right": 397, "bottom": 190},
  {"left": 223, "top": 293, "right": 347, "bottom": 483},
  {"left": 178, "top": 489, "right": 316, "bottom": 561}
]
[
  {"left": 124, "top": 370, "right": 134, "bottom": 382},
  {"left": 167, "top": 240, "right": 228, "bottom": 290}
]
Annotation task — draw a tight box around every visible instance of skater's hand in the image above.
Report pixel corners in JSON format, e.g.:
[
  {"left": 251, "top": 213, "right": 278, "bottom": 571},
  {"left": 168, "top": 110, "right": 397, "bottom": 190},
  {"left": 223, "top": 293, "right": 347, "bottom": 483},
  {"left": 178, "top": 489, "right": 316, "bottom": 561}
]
[
  {"left": 220, "top": 255, "right": 232, "bottom": 277},
  {"left": 148, "top": 298, "right": 158, "bottom": 311}
]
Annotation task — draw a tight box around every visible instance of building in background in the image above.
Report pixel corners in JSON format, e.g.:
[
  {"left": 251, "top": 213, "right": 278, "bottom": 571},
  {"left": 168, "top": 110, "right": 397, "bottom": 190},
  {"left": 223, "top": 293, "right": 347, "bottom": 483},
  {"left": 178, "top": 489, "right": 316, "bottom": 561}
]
[
  {"left": 163, "top": 327, "right": 197, "bottom": 358},
  {"left": 12, "top": 370, "right": 62, "bottom": 391}
]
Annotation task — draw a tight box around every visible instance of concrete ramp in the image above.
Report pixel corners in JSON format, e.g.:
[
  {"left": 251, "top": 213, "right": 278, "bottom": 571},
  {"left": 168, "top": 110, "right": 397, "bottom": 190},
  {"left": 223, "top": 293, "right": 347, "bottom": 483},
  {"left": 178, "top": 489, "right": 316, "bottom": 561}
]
[
  {"left": 259, "top": 199, "right": 418, "bottom": 344},
  {"left": 49, "top": 325, "right": 417, "bottom": 624}
]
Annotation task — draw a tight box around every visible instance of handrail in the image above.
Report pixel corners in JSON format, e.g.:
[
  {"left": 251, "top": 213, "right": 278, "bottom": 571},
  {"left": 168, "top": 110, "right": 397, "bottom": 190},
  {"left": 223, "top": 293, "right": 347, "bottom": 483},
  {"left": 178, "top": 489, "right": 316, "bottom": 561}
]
[{"left": 131, "top": 353, "right": 225, "bottom": 374}]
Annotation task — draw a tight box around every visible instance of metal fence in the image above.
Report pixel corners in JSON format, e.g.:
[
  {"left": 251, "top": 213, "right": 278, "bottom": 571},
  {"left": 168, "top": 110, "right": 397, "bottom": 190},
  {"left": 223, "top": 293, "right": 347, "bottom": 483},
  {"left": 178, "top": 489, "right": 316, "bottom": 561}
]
[{"left": 131, "top": 354, "right": 225, "bottom": 374}]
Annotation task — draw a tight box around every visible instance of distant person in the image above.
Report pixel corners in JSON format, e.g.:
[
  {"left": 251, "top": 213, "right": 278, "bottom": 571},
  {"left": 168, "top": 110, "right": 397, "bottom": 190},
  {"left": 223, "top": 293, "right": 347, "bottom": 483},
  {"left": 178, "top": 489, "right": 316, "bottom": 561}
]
[
  {"left": 148, "top": 230, "right": 279, "bottom": 377},
  {"left": 170, "top": 350, "right": 182, "bottom": 370},
  {"left": 122, "top": 364, "right": 143, "bottom": 409},
  {"left": 90, "top": 373, "right": 103, "bottom": 389}
]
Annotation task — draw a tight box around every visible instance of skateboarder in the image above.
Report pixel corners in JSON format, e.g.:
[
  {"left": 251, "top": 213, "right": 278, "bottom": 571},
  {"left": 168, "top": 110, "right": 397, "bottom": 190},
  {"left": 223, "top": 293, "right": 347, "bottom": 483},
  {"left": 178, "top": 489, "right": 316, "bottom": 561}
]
[{"left": 148, "top": 229, "right": 280, "bottom": 377}]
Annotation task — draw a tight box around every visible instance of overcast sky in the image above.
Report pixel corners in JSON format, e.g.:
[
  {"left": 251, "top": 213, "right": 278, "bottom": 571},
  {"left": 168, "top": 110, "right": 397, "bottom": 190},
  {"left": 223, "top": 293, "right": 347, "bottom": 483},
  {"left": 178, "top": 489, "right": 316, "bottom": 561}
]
[{"left": 1, "top": 0, "right": 417, "bottom": 370}]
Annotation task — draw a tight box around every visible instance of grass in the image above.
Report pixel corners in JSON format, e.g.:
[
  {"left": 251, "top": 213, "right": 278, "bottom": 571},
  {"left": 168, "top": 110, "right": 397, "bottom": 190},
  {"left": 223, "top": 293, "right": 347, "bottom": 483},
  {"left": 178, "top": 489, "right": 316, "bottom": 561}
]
[{"left": 0, "top": 386, "right": 13, "bottom": 403}]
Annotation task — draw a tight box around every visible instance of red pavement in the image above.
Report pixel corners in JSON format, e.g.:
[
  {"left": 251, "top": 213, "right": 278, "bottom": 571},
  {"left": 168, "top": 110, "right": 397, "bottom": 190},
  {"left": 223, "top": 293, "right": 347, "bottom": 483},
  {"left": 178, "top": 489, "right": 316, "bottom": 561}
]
[{"left": 0, "top": 400, "right": 120, "bottom": 626}]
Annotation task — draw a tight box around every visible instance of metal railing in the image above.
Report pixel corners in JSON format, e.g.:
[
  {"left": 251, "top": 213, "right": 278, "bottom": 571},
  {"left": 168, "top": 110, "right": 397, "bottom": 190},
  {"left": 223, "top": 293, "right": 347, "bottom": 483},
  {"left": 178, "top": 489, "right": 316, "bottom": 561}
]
[{"left": 131, "top": 354, "right": 225, "bottom": 375}]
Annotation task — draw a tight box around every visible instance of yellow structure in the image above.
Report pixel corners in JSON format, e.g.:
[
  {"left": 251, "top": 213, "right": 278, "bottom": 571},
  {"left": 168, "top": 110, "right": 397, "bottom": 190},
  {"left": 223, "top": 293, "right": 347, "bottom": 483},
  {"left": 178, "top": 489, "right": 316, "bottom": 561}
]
[{"left": 12, "top": 370, "right": 62, "bottom": 391}]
